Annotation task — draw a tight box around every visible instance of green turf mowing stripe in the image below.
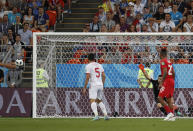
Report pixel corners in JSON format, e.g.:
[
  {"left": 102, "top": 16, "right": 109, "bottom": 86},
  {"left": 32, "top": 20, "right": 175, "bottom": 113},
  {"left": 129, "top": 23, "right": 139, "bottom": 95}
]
[{"left": 0, "top": 118, "right": 193, "bottom": 131}]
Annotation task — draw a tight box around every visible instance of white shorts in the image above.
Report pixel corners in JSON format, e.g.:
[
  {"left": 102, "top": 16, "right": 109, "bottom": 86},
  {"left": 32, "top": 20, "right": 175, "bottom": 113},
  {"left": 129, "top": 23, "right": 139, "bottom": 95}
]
[{"left": 89, "top": 85, "right": 103, "bottom": 100}]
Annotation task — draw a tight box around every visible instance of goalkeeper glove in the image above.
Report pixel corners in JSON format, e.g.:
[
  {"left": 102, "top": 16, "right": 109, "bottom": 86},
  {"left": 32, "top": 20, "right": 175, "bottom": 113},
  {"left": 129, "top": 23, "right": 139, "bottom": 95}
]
[{"left": 138, "top": 64, "right": 144, "bottom": 72}]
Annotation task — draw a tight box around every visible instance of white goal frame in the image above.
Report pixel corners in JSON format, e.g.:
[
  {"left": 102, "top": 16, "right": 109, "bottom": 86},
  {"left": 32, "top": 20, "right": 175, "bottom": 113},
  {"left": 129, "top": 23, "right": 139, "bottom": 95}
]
[{"left": 33, "top": 32, "right": 193, "bottom": 118}]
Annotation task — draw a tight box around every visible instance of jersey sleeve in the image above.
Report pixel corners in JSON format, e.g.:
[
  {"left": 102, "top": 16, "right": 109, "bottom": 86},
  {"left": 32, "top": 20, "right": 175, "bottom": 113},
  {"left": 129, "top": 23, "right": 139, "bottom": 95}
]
[
  {"left": 100, "top": 65, "right": 104, "bottom": 72},
  {"left": 85, "top": 65, "right": 90, "bottom": 74}
]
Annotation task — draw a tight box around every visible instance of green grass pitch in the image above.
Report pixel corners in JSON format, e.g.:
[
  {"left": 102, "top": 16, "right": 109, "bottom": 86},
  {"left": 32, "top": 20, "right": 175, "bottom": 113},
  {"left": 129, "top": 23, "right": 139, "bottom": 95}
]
[{"left": 0, "top": 118, "right": 193, "bottom": 131}]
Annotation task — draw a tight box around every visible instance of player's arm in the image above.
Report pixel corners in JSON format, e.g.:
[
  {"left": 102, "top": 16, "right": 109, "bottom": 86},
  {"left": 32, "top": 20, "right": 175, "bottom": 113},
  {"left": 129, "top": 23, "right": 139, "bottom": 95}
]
[
  {"left": 145, "top": 81, "right": 151, "bottom": 88},
  {"left": 146, "top": 70, "right": 154, "bottom": 88},
  {"left": 0, "top": 62, "right": 16, "bottom": 69},
  {"left": 102, "top": 72, "right": 105, "bottom": 85},
  {"left": 137, "top": 79, "right": 144, "bottom": 88},
  {"left": 142, "top": 70, "right": 151, "bottom": 81},
  {"left": 83, "top": 73, "right": 90, "bottom": 95},
  {"left": 84, "top": 73, "right": 90, "bottom": 88},
  {"left": 138, "top": 64, "right": 151, "bottom": 80}
]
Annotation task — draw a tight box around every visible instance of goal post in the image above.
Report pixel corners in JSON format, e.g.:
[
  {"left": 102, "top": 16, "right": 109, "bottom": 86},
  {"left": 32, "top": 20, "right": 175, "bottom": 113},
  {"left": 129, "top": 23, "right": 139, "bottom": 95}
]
[{"left": 33, "top": 32, "right": 193, "bottom": 118}]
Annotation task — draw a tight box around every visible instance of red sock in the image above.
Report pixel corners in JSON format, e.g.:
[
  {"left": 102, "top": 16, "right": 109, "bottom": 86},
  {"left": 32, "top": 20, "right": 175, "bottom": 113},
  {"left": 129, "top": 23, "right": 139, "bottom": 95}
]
[{"left": 164, "top": 105, "right": 171, "bottom": 114}]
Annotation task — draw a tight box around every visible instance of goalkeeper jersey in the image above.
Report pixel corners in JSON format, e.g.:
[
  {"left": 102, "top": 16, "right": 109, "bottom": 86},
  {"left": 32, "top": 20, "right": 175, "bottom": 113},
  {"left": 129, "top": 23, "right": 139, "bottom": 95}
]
[{"left": 138, "top": 67, "right": 154, "bottom": 88}]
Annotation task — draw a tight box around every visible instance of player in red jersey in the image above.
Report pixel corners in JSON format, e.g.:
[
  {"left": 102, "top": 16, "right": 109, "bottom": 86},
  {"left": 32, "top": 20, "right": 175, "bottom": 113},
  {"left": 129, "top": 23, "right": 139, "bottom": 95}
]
[{"left": 158, "top": 48, "right": 176, "bottom": 121}]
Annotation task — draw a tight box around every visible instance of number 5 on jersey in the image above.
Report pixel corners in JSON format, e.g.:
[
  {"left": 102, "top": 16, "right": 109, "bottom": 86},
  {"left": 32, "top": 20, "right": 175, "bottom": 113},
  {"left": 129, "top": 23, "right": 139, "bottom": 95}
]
[{"left": 95, "top": 68, "right": 100, "bottom": 78}]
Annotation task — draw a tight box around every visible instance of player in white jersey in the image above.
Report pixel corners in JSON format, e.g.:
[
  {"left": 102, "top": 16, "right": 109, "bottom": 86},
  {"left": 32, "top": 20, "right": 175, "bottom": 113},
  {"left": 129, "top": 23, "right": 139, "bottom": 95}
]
[{"left": 83, "top": 53, "right": 109, "bottom": 121}]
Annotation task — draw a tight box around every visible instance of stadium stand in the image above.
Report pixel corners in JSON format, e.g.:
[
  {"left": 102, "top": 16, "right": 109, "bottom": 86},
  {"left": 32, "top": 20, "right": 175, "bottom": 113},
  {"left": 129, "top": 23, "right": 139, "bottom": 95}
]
[{"left": 55, "top": 0, "right": 101, "bottom": 32}]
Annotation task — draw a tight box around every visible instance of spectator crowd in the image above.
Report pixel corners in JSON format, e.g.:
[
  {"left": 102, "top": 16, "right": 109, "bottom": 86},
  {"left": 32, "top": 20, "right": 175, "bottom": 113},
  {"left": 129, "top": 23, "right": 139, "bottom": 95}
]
[
  {"left": 0, "top": 0, "right": 72, "bottom": 88},
  {"left": 0, "top": 0, "right": 73, "bottom": 63},
  {"left": 79, "top": 0, "right": 193, "bottom": 64},
  {"left": 83, "top": 0, "right": 193, "bottom": 33}
]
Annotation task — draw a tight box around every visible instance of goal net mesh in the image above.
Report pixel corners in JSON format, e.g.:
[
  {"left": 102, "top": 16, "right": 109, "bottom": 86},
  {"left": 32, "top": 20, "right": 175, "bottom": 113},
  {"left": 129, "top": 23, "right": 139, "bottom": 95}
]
[{"left": 33, "top": 33, "right": 193, "bottom": 118}]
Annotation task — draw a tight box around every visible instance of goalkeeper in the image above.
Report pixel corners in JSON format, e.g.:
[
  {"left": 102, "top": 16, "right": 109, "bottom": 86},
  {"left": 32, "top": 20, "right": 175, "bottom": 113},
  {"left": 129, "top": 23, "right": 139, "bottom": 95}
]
[{"left": 138, "top": 64, "right": 182, "bottom": 116}]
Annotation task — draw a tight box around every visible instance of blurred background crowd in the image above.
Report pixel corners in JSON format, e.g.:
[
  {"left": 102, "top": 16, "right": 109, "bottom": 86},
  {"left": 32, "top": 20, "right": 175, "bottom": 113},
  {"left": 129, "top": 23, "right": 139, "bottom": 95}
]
[
  {"left": 83, "top": 0, "right": 193, "bottom": 32},
  {"left": 0, "top": 0, "right": 73, "bottom": 63}
]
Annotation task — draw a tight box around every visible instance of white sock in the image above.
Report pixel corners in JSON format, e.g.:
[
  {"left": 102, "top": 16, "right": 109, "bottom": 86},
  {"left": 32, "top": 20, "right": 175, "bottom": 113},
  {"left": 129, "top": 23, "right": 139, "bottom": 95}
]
[
  {"left": 91, "top": 102, "right": 98, "bottom": 117},
  {"left": 98, "top": 102, "right": 107, "bottom": 116}
]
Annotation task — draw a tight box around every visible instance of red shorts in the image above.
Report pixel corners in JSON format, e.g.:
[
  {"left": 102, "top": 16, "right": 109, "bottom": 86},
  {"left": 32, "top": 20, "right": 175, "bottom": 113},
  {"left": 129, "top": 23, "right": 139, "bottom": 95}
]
[{"left": 158, "top": 78, "right": 175, "bottom": 98}]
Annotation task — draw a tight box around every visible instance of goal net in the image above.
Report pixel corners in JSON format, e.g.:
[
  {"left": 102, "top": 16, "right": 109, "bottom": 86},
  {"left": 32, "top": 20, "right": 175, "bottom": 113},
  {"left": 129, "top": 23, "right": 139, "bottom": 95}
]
[{"left": 33, "top": 33, "right": 193, "bottom": 118}]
